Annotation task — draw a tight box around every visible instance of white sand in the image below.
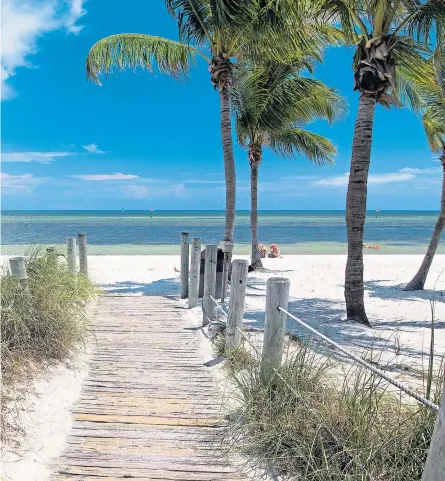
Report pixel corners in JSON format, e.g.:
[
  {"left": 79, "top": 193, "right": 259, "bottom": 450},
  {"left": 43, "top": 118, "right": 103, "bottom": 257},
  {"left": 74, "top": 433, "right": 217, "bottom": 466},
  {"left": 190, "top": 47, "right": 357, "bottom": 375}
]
[
  {"left": 2, "top": 253, "right": 444, "bottom": 480},
  {"left": 85, "top": 254, "right": 445, "bottom": 379},
  {"left": 1, "top": 354, "right": 91, "bottom": 481}
]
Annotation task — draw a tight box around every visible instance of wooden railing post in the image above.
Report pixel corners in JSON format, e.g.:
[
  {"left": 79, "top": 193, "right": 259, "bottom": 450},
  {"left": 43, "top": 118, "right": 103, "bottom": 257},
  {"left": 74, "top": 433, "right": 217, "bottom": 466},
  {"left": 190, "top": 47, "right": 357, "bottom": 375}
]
[
  {"left": 9, "top": 256, "right": 28, "bottom": 289},
  {"left": 226, "top": 259, "right": 248, "bottom": 351},
  {"left": 66, "top": 237, "right": 77, "bottom": 274},
  {"left": 260, "top": 277, "right": 290, "bottom": 385},
  {"left": 422, "top": 384, "right": 445, "bottom": 481},
  {"left": 202, "top": 244, "right": 217, "bottom": 326},
  {"left": 78, "top": 233, "right": 88, "bottom": 277},
  {"left": 221, "top": 241, "right": 234, "bottom": 302},
  {"left": 180, "top": 232, "right": 190, "bottom": 299},
  {"left": 189, "top": 238, "right": 201, "bottom": 308}
]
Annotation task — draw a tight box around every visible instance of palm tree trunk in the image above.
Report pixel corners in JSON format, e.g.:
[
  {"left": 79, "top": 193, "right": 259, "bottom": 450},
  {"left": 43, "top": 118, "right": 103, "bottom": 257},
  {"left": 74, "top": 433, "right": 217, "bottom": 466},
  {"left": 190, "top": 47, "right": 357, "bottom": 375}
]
[
  {"left": 345, "top": 94, "right": 376, "bottom": 325},
  {"left": 405, "top": 151, "right": 445, "bottom": 291},
  {"left": 249, "top": 143, "right": 262, "bottom": 270},
  {"left": 219, "top": 84, "right": 236, "bottom": 243}
]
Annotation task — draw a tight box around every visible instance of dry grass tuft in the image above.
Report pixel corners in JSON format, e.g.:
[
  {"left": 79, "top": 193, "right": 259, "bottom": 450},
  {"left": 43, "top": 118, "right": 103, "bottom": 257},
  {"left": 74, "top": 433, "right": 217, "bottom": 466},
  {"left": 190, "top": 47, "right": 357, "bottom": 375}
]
[{"left": 223, "top": 341, "right": 443, "bottom": 480}]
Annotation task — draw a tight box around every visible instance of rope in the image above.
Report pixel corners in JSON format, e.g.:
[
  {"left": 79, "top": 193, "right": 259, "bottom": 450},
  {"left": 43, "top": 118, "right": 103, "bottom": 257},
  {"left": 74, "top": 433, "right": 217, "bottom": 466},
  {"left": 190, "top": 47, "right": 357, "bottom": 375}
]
[
  {"left": 209, "top": 295, "right": 229, "bottom": 318},
  {"left": 233, "top": 325, "right": 353, "bottom": 466},
  {"left": 278, "top": 307, "right": 439, "bottom": 412},
  {"left": 205, "top": 293, "right": 438, "bottom": 411},
  {"left": 202, "top": 299, "right": 226, "bottom": 326}
]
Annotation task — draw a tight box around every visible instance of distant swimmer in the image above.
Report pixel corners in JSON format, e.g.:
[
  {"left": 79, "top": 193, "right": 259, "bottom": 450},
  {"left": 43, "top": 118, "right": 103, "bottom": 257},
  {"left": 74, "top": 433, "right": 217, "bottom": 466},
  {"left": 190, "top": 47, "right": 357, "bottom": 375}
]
[{"left": 376, "top": 209, "right": 380, "bottom": 218}]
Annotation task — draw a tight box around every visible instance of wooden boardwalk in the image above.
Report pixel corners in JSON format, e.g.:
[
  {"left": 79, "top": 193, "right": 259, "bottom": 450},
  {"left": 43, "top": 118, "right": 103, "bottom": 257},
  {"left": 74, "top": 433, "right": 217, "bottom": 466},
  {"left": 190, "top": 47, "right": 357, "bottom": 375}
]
[{"left": 52, "top": 295, "right": 247, "bottom": 481}]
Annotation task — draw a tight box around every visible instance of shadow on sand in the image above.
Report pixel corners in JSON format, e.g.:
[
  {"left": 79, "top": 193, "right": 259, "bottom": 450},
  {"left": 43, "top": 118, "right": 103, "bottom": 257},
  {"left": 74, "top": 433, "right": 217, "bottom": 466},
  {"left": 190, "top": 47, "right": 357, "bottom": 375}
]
[
  {"left": 364, "top": 280, "right": 444, "bottom": 304},
  {"left": 100, "top": 278, "right": 180, "bottom": 297}
]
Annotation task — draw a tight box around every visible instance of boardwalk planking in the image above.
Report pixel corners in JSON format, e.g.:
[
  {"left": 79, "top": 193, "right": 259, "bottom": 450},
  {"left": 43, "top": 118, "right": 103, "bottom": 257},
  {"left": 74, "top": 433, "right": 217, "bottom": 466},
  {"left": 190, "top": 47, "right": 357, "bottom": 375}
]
[{"left": 52, "top": 295, "right": 247, "bottom": 481}]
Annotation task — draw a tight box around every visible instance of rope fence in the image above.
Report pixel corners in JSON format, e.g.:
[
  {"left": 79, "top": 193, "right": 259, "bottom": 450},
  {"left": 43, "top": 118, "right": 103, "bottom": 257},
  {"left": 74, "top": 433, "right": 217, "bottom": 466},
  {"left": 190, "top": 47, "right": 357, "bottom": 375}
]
[
  {"left": 278, "top": 306, "right": 440, "bottom": 412},
  {"left": 205, "top": 261, "right": 439, "bottom": 411},
  {"left": 180, "top": 238, "right": 445, "bottom": 479}
]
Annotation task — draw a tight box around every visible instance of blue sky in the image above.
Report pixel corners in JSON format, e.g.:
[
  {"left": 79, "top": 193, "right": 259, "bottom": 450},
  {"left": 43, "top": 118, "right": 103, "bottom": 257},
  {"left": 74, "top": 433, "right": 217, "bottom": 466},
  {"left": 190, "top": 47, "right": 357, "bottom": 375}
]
[{"left": 1, "top": 0, "right": 442, "bottom": 210}]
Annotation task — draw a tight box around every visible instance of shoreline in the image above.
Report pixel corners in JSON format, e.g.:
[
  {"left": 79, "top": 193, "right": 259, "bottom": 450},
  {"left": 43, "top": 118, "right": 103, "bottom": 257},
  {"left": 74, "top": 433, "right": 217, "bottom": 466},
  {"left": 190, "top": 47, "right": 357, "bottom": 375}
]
[{"left": 2, "top": 242, "right": 445, "bottom": 256}]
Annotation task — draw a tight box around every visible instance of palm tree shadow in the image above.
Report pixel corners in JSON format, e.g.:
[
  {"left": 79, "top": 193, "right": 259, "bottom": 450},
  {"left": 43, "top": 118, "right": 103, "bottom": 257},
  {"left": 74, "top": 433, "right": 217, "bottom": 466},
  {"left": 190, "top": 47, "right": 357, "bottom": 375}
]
[
  {"left": 364, "top": 280, "right": 445, "bottom": 304},
  {"left": 242, "top": 291, "right": 440, "bottom": 367},
  {"left": 101, "top": 278, "right": 180, "bottom": 297}
]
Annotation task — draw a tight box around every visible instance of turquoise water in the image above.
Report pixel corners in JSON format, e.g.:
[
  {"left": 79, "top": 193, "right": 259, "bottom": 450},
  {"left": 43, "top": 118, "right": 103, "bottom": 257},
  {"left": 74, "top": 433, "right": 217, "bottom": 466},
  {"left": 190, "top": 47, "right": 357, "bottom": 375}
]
[{"left": 1, "top": 210, "right": 443, "bottom": 255}]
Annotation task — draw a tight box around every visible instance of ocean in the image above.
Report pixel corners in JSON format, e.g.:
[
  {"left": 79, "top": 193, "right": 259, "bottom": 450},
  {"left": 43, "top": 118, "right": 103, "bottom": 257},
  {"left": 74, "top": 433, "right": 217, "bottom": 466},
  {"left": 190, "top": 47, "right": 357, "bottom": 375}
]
[{"left": 1, "top": 210, "right": 443, "bottom": 255}]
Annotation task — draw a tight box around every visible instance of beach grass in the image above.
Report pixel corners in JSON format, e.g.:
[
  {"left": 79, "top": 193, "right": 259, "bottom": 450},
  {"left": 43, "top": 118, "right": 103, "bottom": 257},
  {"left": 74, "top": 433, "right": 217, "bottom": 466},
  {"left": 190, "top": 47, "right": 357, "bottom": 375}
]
[
  {"left": 1, "top": 247, "right": 97, "bottom": 447},
  {"left": 222, "top": 340, "right": 443, "bottom": 480}
]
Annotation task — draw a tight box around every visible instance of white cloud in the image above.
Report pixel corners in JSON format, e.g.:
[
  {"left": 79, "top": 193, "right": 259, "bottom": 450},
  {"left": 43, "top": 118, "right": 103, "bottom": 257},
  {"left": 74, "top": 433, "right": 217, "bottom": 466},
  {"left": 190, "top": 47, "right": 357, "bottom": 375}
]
[
  {"left": 65, "top": 0, "right": 86, "bottom": 34},
  {"left": 182, "top": 179, "right": 226, "bottom": 184},
  {"left": 398, "top": 167, "right": 441, "bottom": 175},
  {"left": 1, "top": 172, "right": 49, "bottom": 193},
  {"left": 71, "top": 173, "right": 139, "bottom": 181},
  {"left": 119, "top": 183, "right": 189, "bottom": 199},
  {"left": 82, "top": 143, "right": 106, "bottom": 155},
  {"left": 123, "top": 185, "right": 151, "bottom": 199},
  {"left": 2, "top": 151, "right": 72, "bottom": 162},
  {"left": 1, "top": 0, "right": 87, "bottom": 100},
  {"left": 173, "top": 183, "right": 187, "bottom": 198},
  {"left": 315, "top": 171, "right": 416, "bottom": 187}
]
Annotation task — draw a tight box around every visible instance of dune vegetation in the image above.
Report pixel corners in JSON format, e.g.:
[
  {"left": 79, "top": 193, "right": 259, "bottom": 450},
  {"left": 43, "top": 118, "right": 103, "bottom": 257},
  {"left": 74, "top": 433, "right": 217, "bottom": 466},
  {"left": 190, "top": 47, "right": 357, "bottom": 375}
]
[{"left": 1, "top": 247, "right": 96, "bottom": 447}]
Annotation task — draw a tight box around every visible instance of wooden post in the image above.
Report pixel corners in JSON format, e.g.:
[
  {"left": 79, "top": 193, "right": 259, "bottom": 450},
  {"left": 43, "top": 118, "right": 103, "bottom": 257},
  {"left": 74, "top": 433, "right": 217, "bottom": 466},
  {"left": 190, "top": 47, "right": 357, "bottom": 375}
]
[
  {"left": 422, "top": 384, "right": 445, "bottom": 481},
  {"left": 226, "top": 259, "right": 248, "bottom": 351},
  {"left": 220, "top": 241, "right": 234, "bottom": 302},
  {"left": 66, "top": 237, "right": 77, "bottom": 274},
  {"left": 260, "top": 277, "right": 290, "bottom": 385},
  {"left": 189, "top": 238, "right": 201, "bottom": 308},
  {"left": 9, "top": 256, "right": 28, "bottom": 289},
  {"left": 202, "top": 244, "right": 217, "bottom": 326},
  {"left": 46, "top": 247, "right": 57, "bottom": 266},
  {"left": 78, "top": 233, "right": 88, "bottom": 277},
  {"left": 180, "top": 232, "right": 190, "bottom": 299}
]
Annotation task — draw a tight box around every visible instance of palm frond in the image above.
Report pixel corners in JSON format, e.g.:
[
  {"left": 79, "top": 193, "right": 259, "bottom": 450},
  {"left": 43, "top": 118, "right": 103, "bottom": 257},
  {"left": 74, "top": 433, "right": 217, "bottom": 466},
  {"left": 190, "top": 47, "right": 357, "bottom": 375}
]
[
  {"left": 434, "top": 46, "right": 445, "bottom": 95},
  {"left": 165, "top": 0, "right": 212, "bottom": 46},
  {"left": 232, "top": 62, "right": 346, "bottom": 144},
  {"left": 316, "top": 0, "right": 368, "bottom": 42},
  {"left": 403, "top": 0, "right": 445, "bottom": 46},
  {"left": 86, "top": 34, "right": 200, "bottom": 84},
  {"left": 423, "top": 115, "right": 445, "bottom": 152},
  {"left": 398, "top": 45, "right": 445, "bottom": 152},
  {"left": 268, "top": 128, "right": 337, "bottom": 164},
  {"left": 240, "top": 0, "right": 344, "bottom": 66}
]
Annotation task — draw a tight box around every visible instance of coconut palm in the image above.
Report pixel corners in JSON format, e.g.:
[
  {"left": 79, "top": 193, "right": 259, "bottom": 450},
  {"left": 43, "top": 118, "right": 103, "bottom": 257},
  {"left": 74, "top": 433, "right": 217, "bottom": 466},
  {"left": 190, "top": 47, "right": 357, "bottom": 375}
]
[
  {"left": 400, "top": 51, "right": 445, "bottom": 290},
  {"left": 232, "top": 62, "right": 345, "bottom": 269},
  {"left": 316, "top": 0, "right": 445, "bottom": 324},
  {"left": 85, "top": 1, "right": 339, "bottom": 243},
  {"left": 85, "top": 1, "right": 252, "bottom": 243}
]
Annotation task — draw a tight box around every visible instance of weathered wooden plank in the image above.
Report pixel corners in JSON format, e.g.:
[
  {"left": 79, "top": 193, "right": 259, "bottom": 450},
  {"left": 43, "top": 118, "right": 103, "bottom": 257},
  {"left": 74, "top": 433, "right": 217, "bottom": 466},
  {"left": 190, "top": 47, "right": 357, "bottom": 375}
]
[{"left": 50, "top": 295, "right": 247, "bottom": 480}]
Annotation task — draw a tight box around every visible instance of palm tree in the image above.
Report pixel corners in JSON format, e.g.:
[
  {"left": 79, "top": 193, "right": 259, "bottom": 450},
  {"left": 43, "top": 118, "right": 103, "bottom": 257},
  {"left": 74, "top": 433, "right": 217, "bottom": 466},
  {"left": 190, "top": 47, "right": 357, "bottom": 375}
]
[
  {"left": 317, "top": 0, "right": 445, "bottom": 324},
  {"left": 400, "top": 52, "right": 445, "bottom": 290},
  {"left": 86, "top": 1, "right": 253, "bottom": 243},
  {"left": 85, "top": 1, "right": 340, "bottom": 244},
  {"left": 232, "top": 62, "right": 345, "bottom": 269}
]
